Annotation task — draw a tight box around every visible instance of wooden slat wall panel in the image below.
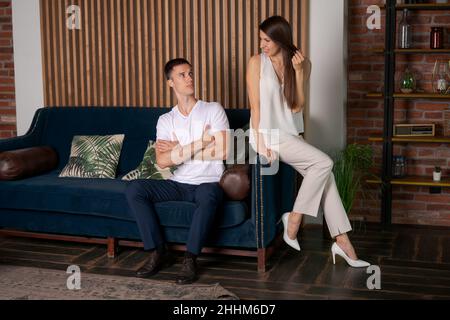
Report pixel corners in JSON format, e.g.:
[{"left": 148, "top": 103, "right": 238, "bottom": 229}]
[{"left": 40, "top": 0, "right": 307, "bottom": 109}]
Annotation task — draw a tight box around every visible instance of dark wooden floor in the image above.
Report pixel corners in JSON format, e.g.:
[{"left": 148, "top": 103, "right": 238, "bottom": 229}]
[{"left": 0, "top": 224, "right": 449, "bottom": 300}]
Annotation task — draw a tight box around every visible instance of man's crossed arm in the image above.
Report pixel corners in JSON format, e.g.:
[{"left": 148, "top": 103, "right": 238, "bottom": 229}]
[{"left": 155, "top": 126, "right": 230, "bottom": 169}]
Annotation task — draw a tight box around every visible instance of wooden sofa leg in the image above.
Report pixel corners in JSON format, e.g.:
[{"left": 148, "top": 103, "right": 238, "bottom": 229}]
[
  {"left": 257, "top": 248, "right": 267, "bottom": 273},
  {"left": 107, "top": 237, "right": 118, "bottom": 258}
]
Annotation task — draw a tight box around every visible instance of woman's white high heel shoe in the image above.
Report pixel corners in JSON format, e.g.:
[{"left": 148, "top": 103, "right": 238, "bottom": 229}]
[
  {"left": 331, "top": 242, "right": 370, "bottom": 268},
  {"left": 281, "top": 212, "right": 301, "bottom": 251}
]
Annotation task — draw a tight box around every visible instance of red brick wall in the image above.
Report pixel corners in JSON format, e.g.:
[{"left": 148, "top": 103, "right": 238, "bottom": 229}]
[
  {"left": 0, "top": 0, "right": 15, "bottom": 139},
  {"left": 348, "top": 0, "right": 450, "bottom": 226}
]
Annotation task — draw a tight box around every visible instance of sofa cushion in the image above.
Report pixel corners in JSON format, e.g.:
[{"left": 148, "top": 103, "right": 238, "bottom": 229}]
[
  {"left": 219, "top": 164, "right": 250, "bottom": 201},
  {"left": 0, "top": 171, "right": 248, "bottom": 229},
  {"left": 121, "top": 140, "right": 176, "bottom": 181},
  {"left": 59, "top": 134, "right": 124, "bottom": 179},
  {"left": 0, "top": 146, "right": 58, "bottom": 181}
]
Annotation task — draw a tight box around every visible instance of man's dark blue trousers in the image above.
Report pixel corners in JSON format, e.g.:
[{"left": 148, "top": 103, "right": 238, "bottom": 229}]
[{"left": 125, "top": 179, "right": 224, "bottom": 255}]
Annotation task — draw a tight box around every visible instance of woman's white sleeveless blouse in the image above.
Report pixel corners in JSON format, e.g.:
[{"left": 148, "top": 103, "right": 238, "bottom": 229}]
[{"left": 250, "top": 53, "right": 304, "bottom": 148}]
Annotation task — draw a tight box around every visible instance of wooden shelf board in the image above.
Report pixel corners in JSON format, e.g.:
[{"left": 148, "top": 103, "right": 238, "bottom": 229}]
[
  {"left": 392, "top": 176, "right": 450, "bottom": 187},
  {"left": 371, "top": 48, "right": 450, "bottom": 54},
  {"left": 366, "top": 176, "right": 450, "bottom": 187},
  {"left": 379, "top": 4, "right": 450, "bottom": 10},
  {"left": 366, "top": 178, "right": 382, "bottom": 185},
  {"left": 369, "top": 136, "right": 450, "bottom": 143},
  {"left": 396, "top": 4, "right": 450, "bottom": 10},
  {"left": 370, "top": 48, "right": 385, "bottom": 54},
  {"left": 367, "top": 93, "right": 450, "bottom": 99},
  {"left": 394, "top": 93, "right": 450, "bottom": 99},
  {"left": 366, "top": 93, "right": 383, "bottom": 98},
  {"left": 397, "top": 49, "right": 450, "bottom": 54}
]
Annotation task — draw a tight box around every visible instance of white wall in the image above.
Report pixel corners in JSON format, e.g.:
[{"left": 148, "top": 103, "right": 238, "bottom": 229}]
[
  {"left": 12, "top": 0, "right": 44, "bottom": 135},
  {"left": 306, "top": 0, "right": 347, "bottom": 153},
  {"left": 304, "top": 0, "right": 348, "bottom": 224}
]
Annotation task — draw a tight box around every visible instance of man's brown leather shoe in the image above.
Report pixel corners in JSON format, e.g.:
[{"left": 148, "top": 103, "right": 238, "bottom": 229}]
[
  {"left": 136, "top": 250, "right": 164, "bottom": 278},
  {"left": 176, "top": 255, "right": 198, "bottom": 285}
]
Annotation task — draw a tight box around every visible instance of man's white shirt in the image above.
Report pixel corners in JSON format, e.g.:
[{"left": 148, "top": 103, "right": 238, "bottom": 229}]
[{"left": 156, "top": 100, "right": 230, "bottom": 185}]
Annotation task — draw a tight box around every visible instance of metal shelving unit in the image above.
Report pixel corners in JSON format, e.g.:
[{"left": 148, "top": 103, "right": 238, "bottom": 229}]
[{"left": 368, "top": 0, "right": 450, "bottom": 226}]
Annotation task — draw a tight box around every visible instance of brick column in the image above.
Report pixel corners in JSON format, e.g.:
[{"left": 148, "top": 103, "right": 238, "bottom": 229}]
[{"left": 0, "top": 0, "right": 15, "bottom": 139}]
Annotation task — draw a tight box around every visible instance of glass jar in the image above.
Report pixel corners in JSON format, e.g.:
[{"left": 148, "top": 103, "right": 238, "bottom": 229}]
[
  {"left": 432, "top": 60, "right": 450, "bottom": 94},
  {"left": 393, "top": 156, "right": 407, "bottom": 178},
  {"left": 430, "top": 27, "right": 444, "bottom": 50}
]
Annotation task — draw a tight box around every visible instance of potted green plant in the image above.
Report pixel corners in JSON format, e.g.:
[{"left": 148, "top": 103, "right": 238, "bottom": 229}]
[
  {"left": 401, "top": 68, "right": 416, "bottom": 94},
  {"left": 322, "top": 144, "right": 374, "bottom": 239},
  {"left": 332, "top": 143, "right": 374, "bottom": 214}
]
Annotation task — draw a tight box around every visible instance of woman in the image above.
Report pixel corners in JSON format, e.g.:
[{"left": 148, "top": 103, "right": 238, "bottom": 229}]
[{"left": 247, "top": 16, "right": 369, "bottom": 268}]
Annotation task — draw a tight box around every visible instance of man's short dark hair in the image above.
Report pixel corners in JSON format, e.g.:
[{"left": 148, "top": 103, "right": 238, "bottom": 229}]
[{"left": 164, "top": 58, "right": 192, "bottom": 80}]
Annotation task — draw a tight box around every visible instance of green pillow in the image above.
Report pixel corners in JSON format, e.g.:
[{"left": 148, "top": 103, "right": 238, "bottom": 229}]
[
  {"left": 122, "top": 141, "right": 176, "bottom": 181},
  {"left": 59, "top": 134, "right": 124, "bottom": 179}
]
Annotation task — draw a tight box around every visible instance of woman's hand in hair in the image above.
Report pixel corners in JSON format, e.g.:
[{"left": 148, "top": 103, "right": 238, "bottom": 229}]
[{"left": 292, "top": 50, "right": 306, "bottom": 73}]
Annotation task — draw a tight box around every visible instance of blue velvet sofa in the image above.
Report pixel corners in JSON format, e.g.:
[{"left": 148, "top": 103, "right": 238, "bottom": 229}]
[{"left": 0, "top": 107, "right": 297, "bottom": 271}]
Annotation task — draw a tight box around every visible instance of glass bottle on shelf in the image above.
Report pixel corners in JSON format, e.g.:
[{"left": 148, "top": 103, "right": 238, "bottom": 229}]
[
  {"left": 393, "top": 156, "right": 407, "bottom": 178},
  {"left": 430, "top": 27, "right": 444, "bottom": 50},
  {"left": 393, "top": 156, "right": 401, "bottom": 178},
  {"left": 398, "top": 9, "right": 412, "bottom": 49}
]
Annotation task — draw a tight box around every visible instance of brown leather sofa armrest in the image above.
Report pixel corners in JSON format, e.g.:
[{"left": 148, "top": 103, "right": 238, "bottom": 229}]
[
  {"left": 0, "top": 146, "right": 58, "bottom": 181},
  {"left": 219, "top": 164, "right": 250, "bottom": 201}
]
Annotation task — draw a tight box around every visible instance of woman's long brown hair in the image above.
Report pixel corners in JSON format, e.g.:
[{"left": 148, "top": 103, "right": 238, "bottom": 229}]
[{"left": 259, "top": 16, "right": 298, "bottom": 110}]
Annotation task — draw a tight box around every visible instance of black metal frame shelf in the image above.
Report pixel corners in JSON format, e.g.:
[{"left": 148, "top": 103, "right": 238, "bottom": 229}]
[
  {"left": 379, "top": 0, "right": 397, "bottom": 226},
  {"left": 370, "top": 0, "right": 450, "bottom": 226}
]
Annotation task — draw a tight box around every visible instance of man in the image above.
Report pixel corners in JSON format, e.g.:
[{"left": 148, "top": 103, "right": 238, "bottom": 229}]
[{"left": 125, "top": 58, "right": 230, "bottom": 284}]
